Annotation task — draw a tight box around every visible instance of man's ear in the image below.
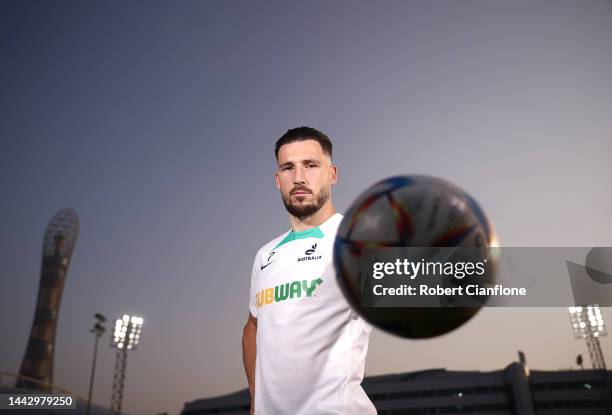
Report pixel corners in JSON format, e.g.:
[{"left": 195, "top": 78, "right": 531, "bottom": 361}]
[
  {"left": 330, "top": 164, "right": 338, "bottom": 185},
  {"left": 274, "top": 171, "right": 281, "bottom": 190}
]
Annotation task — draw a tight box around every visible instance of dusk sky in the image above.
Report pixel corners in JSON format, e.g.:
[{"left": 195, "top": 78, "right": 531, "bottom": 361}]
[{"left": 1, "top": 1, "right": 611, "bottom": 414}]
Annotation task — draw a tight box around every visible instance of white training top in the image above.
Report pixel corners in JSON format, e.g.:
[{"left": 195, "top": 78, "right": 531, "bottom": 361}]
[{"left": 249, "top": 213, "right": 376, "bottom": 415}]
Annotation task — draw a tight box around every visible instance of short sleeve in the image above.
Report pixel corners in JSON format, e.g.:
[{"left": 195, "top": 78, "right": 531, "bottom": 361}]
[{"left": 248, "top": 252, "right": 259, "bottom": 318}]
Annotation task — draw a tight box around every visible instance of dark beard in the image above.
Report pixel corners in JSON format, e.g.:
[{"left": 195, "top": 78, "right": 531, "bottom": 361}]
[{"left": 282, "top": 188, "right": 329, "bottom": 220}]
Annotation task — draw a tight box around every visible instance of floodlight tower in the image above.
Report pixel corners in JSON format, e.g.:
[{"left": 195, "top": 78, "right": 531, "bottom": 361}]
[
  {"left": 110, "top": 314, "right": 143, "bottom": 415},
  {"left": 17, "top": 208, "right": 79, "bottom": 391},
  {"left": 568, "top": 305, "right": 607, "bottom": 369}
]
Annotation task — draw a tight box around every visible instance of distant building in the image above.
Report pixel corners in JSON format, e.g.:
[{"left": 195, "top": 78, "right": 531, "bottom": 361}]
[
  {"left": 17, "top": 209, "right": 79, "bottom": 391},
  {"left": 182, "top": 363, "right": 612, "bottom": 415}
]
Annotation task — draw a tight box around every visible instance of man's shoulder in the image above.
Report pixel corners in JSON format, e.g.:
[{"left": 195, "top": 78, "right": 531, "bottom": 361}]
[
  {"left": 254, "top": 229, "right": 291, "bottom": 257},
  {"left": 319, "top": 212, "right": 344, "bottom": 237}
]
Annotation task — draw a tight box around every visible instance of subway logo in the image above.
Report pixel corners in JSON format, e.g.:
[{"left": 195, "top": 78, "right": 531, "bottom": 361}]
[{"left": 256, "top": 278, "right": 323, "bottom": 308}]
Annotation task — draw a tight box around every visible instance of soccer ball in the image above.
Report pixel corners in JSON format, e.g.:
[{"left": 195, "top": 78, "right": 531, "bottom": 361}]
[{"left": 334, "top": 175, "right": 498, "bottom": 339}]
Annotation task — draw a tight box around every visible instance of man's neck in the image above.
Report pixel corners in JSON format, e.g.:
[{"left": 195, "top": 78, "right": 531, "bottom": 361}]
[{"left": 289, "top": 202, "right": 336, "bottom": 232}]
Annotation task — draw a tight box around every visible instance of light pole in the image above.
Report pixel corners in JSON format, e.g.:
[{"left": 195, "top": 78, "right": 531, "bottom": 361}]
[
  {"left": 86, "top": 313, "right": 106, "bottom": 415},
  {"left": 110, "top": 315, "right": 143, "bottom": 415},
  {"left": 568, "top": 305, "right": 607, "bottom": 369}
]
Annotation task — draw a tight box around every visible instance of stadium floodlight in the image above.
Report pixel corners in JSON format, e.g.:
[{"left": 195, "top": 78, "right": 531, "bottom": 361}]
[
  {"left": 568, "top": 305, "right": 607, "bottom": 370},
  {"left": 110, "top": 314, "right": 144, "bottom": 415},
  {"left": 111, "top": 315, "right": 143, "bottom": 351}
]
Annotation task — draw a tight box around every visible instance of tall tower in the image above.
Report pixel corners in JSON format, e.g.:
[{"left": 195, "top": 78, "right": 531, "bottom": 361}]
[{"left": 17, "top": 208, "right": 79, "bottom": 391}]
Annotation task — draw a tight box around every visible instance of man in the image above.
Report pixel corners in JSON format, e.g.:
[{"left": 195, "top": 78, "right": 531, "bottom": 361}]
[{"left": 242, "top": 127, "right": 377, "bottom": 414}]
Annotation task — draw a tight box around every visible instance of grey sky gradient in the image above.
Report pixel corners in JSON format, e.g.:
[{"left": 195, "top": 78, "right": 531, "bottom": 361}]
[{"left": 1, "top": 1, "right": 611, "bottom": 414}]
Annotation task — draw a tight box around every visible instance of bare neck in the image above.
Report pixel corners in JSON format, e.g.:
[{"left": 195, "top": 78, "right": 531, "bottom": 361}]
[{"left": 289, "top": 201, "right": 337, "bottom": 232}]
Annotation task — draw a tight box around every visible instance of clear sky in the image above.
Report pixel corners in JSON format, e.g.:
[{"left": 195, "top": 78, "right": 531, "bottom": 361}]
[{"left": 1, "top": 1, "right": 611, "bottom": 414}]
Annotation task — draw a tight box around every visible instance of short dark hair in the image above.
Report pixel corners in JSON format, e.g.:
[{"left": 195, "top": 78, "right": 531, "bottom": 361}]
[{"left": 274, "top": 126, "right": 333, "bottom": 161}]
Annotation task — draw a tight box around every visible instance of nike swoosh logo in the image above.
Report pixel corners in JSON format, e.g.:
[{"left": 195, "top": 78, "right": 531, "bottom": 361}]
[{"left": 260, "top": 262, "right": 274, "bottom": 270}]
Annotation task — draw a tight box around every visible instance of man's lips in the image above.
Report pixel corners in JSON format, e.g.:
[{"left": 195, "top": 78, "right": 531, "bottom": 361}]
[{"left": 291, "top": 190, "right": 311, "bottom": 196}]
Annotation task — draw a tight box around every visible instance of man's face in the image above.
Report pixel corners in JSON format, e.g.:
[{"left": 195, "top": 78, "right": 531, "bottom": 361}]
[{"left": 275, "top": 139, "right": 337, "bottom": 220}]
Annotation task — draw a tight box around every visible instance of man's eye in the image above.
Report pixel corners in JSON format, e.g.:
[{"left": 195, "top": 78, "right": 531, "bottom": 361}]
[
  {"left": 307, "top": 163, "right": 318, "bottom": 168},
  {"left": 282, "top": 166, "right": 293, "bottom": 171}
]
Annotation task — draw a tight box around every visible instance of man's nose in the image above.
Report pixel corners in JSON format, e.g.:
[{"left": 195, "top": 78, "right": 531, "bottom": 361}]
[{"left": 293, "top": 165, "right": 306, "bottom": 184}]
